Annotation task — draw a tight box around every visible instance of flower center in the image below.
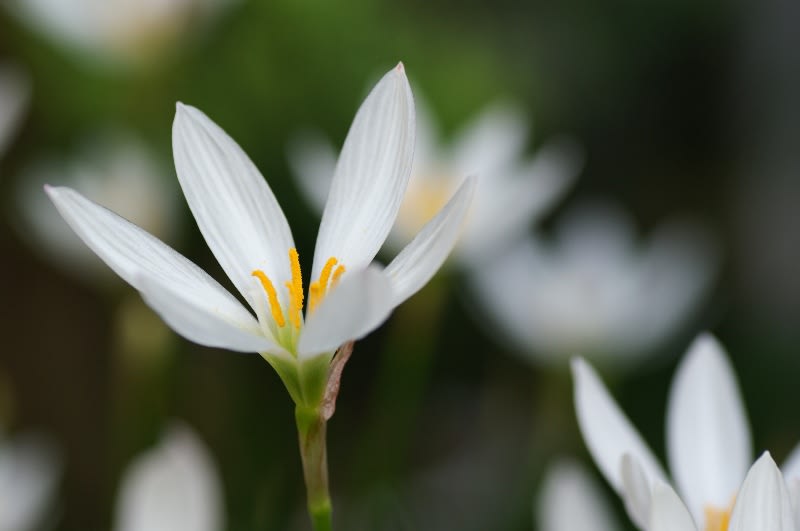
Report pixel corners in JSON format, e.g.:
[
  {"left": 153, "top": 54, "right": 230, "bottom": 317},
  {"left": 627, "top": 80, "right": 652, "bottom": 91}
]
[
  {"left": 250, "top": 248, "right": 345, "bottom": 345},
  {"left": 704, "top": 504, "right": 732, "bottom": 531}
]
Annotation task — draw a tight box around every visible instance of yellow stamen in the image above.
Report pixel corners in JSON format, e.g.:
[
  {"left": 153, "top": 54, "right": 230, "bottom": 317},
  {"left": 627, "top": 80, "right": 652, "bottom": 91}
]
[
  {"left": 284, "top": 248, "right": 304, "bottom": 328},
  {"left": 331, "top": 264, "right": 346, "bottom": 289},
  {"left": 318, "top": 257, "right": 338, "bottom": 292},
  {"left": 251, "top": 270, "right": 285, "bottom": 327},
  {"left": 308, "top": 257, "right": 338, "bottom": 313},
  {"left": 704, "top": 504, "right": 732, "bottom": 531}
]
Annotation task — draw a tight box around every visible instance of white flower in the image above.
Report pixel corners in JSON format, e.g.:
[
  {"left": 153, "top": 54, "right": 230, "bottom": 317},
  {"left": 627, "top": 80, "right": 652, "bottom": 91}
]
[
  {"left": 537, "top": 458, "right": 620, "bottom": 531},
  {"left": 650, "top": 453, "right": 798, "bottom": 531},
  {"left": 471, "top": 202, "right": 717, "bottom": 365},
  {"left": 289, "top": 95, "right": 578, "bottom": 269},
  {"left": 0, "top": 432, "right": 60, "bottom": 531},
  {"left": 19, "top": 133, "right": 178, "bottom": 284},
  {"left": 0, "top": 65, "right": 29, "bottom": 157},
  {"left": 46, "top": 64, "right": 474, "bottom": 407},
  {"left": 114, "top": 423, "right": 223, "bottom": 531},
  {"left": 5, "top": 0, "right": 233, "bottom": 66},
  {"left": 572, "top": 333, "right": 800, "bottom": 530}
]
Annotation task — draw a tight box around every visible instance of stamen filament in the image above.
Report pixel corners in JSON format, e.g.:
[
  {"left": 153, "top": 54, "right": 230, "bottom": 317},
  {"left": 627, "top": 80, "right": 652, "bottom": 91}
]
[{"left": 252, "top": 270, "right": 286, "bottom": 327}]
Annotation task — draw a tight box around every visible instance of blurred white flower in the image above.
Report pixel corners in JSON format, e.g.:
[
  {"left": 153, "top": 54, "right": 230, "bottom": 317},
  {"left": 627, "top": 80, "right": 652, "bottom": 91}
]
[
  {"left": 5, "top": 0, "right": 235, "bottom": 66},
  {"left": 537, "top": 458, "right": 620, "bottom": 531},
  {"left": 114, "top": 423, "right": 224, "bottom": 531},
  {"left": 0, "top": 432, "right": 61, "bottom": 531},
  {"left": 17, "top": 133, "right": 179, "bottom": 285},
  {"left": 649, "top": 453, "right": 798, "bottom": 531},
  {"left": 0, "top": 65, "right": 29, "bottom": 158},
  {"left": 289, "top": 96, "right": 580, "bottom": 269},
  {"left": 471, "top": 202, "right": 717, "bottom": 365},
  {"left": 572, "top": 333, "right": 800, "bottom": 530}
]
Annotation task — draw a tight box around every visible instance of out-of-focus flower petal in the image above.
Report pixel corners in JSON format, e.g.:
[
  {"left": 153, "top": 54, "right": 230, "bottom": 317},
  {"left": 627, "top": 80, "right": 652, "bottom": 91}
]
[
  {"left": 666, "top": 333, "right": 752, "bottom": 523},
  {"left": 649, "top": 480, "right": 697, "bottom": 531},
  {"left": 0, "top": 434, "right": 60, "bottom": 531}
]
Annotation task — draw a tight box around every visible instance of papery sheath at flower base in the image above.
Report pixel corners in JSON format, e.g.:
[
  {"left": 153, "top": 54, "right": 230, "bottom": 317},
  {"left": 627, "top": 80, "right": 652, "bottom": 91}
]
[
  {"left": 571, "top": 332, "right": 800, "bottom": 531},
  {"left": 46, "top": 62, "right": 474, "bottom": 531}
]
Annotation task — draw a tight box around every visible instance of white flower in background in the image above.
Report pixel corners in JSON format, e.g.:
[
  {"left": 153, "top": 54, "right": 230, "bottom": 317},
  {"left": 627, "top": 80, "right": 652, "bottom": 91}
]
[
  {"left": 0, "top": 65, "right": 29, "bottom": 157},
  {"left": 114, "top": 423, "right": 223, "bottom": 531},
  {"left": 471, "top": 202, "right": 717, "bottom": 365},
  {"left": 0, "top": 432, "right": 61, "bottom": 531},
  {"left": 537, "top": 458, "right": 620, "bottom": 531},
  {"left": 18, "top": 133, "right": 178, "bottom": 285},
  {"left": 650, "top": 453, "right": 798, "bottom": 531},
  {"left": 5, "top": 0, "right": 234, "bottom": 66},
  {"left": 289, "top": 95, "right": 579, "bottom": 269},
  {"left": 46, "top": 64, "right": 474, "bottom": 408},
  {"left": 572, "top": 333, "right": 800, "bottom": 530}
]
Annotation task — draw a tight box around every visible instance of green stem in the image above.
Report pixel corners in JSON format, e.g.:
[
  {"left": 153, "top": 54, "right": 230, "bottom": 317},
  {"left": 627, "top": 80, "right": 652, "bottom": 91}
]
[{"left": 296, "top": 405, "right": 333, "bottom": 531}]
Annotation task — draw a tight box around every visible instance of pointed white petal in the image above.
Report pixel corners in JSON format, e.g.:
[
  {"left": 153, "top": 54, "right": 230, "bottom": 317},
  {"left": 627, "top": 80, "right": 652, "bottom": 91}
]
[
  {"left": 172, "top": 103, "right": 295, "bottom": 308},
  {"left": 298, "top": 267, "right": 394, "bottom": 359},
  {"left": 311, "top": 63, "right": 415, "bottom": 281},
  {"left": 286, "top": 130, "right": 337, "bottom": 214},
  {"left": 537, "top": 459, "right": 619, "bottom": 531},
  {"left": 385, "top": 176, "right": 475, "bottom": 306},
  {"left": 620, "top": 454, "right": 654, "bottom": 530},
  {"left": 649, "top": 480, "right": 698, "bottom": 531},
  {"left": 572, "top": 357, "right": 667, "bottom": 493},
  {"left": 114, "top": 423, "right": 224, "bottom": 531},
  {"left": 729, "top": 452, "right": 797, "bottom": 531},
  {"left": 137, "top": 275, "right": 280, "bottom": 354},
  {"left": 46, "top": 186, "right": 267, "bottom": 352},
  {"left": 666, "top": 333, "right": 751, "bottom": 522}
]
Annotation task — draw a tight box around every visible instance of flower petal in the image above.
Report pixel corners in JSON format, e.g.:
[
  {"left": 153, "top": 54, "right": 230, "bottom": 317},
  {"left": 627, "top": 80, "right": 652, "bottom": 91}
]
[
  {"left": 45, "top": 186, "right": 268, "bottom": 352},
  {"left": 311, "top": 63, "right": 415, "bottom": 281},
  {"left": 172, "top": 103, "right": 295, "bottom": 308},
  {"left": 729, "top": 452, "right": 797, "bottom": 531},
  {"left": 114, "top": 423, "right": 224, "bottom": 531},
  {"left": 649, "top": 480, "right": 698, "bottom": 531},
  {"left": 572, "top": 357, "right": 667, "bottom": 493},
  {"left": 537, "top": 459, "right": 619, "bottom": 531},
  {"left": 620, "top": 454, "right": 654, "bottom": 530},
  {"left": 137, "top": 275, "right": 281, "bottom": 354},
  {"left": 385, "top": 176, "right": 475, "bottom": 306},
  {"left": 0, "top": 434, "right": 60, "bottom": 531},
  {"left": 666, "top": 333, "right": 751, "bottom": 522},
  {"left": 298, "top": 266, "right": 394, "bottom": 359}
]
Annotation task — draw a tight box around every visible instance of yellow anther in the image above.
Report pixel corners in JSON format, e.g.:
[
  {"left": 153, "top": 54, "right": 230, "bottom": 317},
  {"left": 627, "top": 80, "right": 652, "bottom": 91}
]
[
  {"left": 284, "top": 248, "right": 304, "bottom": 329},
  {"left": 307, "top": 257, "right": 343, "bottom": 314},
  {"left": 251, "top": 270, "right": 285, "bottom": 327},
  {"left": 331, "top": 264, "right": 346, "bottom": 289}
]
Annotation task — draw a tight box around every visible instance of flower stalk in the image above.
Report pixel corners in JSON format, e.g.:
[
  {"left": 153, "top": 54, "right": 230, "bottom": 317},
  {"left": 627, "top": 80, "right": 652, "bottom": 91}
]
[{"left": 296, "top": 405, "right": 332, "bottom": 531}]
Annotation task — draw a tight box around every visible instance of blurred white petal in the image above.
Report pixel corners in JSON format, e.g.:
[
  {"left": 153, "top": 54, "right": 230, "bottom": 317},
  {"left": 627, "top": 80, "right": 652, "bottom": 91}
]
[
  {"left": 728, "top": 452, "right": 796, "bottom": 531},
  {"left": 114, "top": 423, "right": 224, "bottom": 531},
  {"left": 286, "top": 130, "right": 337, "bottom": 214},
  {"left": 782, "top": 443, "right": 800, "bottom": 526},
  {"left": 312, "top": 63, "right": 414, "bottom": 281},
  {"left": 620, "top": 454, "right": 654, "bottom": 530},
  {"left": 572, "top": 358, "right": 667, "bottom": 493},
  {"left": 649, "top": 480, "right": 697, "bottom": 531},
  {"left": 537, "top": 459, "right": 619, "bottom": 531},
  {"left": 666, "top": 333, "right": 751, "bottom": 524}
]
